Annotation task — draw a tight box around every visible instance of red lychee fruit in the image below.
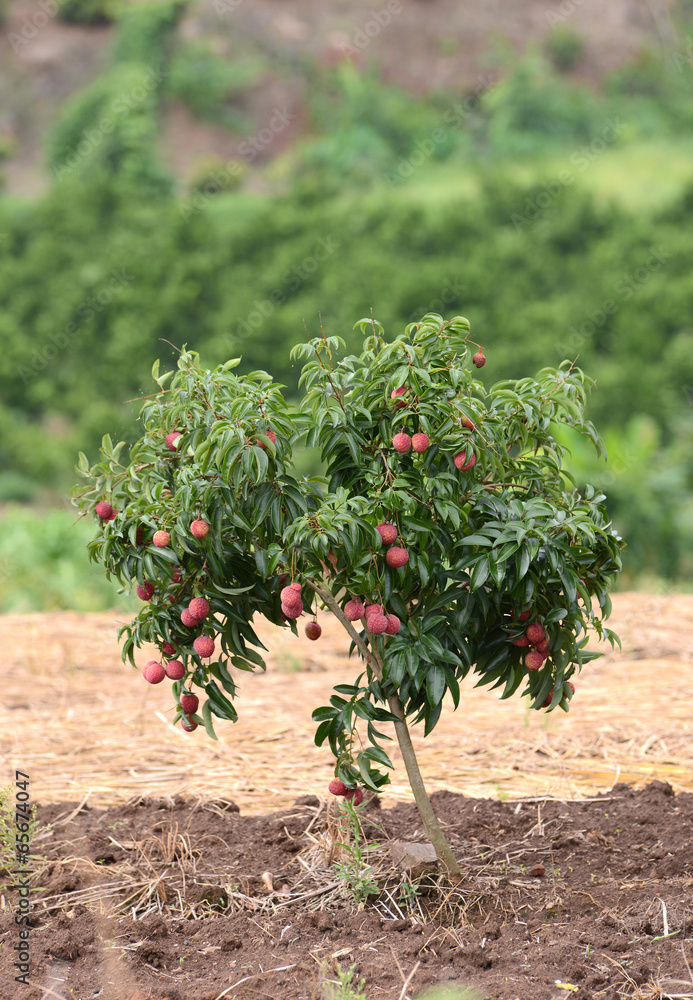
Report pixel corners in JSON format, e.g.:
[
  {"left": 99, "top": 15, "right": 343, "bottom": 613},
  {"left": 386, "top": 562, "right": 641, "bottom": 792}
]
[
  {"left": 137, "top": 581, "right": 154, "bottom": 601},
  {"left": 290, "top": 581, "right": 302, "bottom": 591},
  {"left": 411, "top": 433, "right": 430, "bottom": 453},
  {"left": 512, "top": 608, "right": 531, "bottom": 622},
  {"left": 281, "top": 601, "right": 303, "bottom": 619},
  {"left": 391, "top": 386, "right": 407, "bottom": 399},
  {"left": 511, "top": 636, "right": 530, "bottom": 647},
  {"left": 542, "top": 689, "right": 554, "bottom": 708},
  {"left": 344, "top": 787, "right": 364, "bottom": 805},
  {"left": 344, "top": 599, "right": 365, "bottom": 621},
  {"left": 107, "top": 508, "right": 119, "bottom": 521},
  {"left": 257, "top": 429, "right": 277, "bottom": 449},
  {"left": 376, "top": 523, "right": 398, "bottom": 545},
  {"left": 190, "top": 519, "right": 209, "bottom": 539},
  {"left": 281, "top": 586, "right": 303, "bottom": 607},
  {"left": 95, "top": 501, "right": 114, "bottom": 520},
  {"left": 565, "top": 681, "right": 575, "bottom": 695},
  {"left": 180, "top": 609, "right": 200, "bottom": 628},
  {"left": 193, "top": 635, "right": 215, "bottom": 658},
  {"left": 165, "top": 659, "right": 185, "bottom": 680},
  {"left": 364, "top": 604, "right": 384, "bottom": 619},
  {"left": 165, "top": 431, "right": 182, "bottom": 451},
  {"left": 392, "top": 432, "right": 412, "bottom": 453},
  {"left": 525, "top": 623, "right": 546, "bottom": 645},
  {"left": 188, "top": 597, "right": 210, "bottom": 620},
  {"left": 461, "top": 415, "right": 476, "bottom": 431},
  {"left": 368, "top": 613, "right": 389, "bottom": 635},
  {"left": 535, "top": 639, "right": 549, "bottom": 654},
  {"left": 172, "top": 570, "right": 182, "bottom": 584},
  {"left": 135, "top": 526, "right": 145, "bottom": 546},
  {"left": 385, "top": 614, "right": 401, "bottom": 635},
  {"left": 181, "top": 715, "right": 198, "bottom": 732},
  {"left": 386, "top": 546, "right": 409, "bottom": 568},
  {"left": 143, "top": 661, "right": 166, "bottom": 684},
  {"left": 180, "top": 691, "right": 199, "bottom": 715},
  {"left": 329, "top": 779, "right": 347, "bottom": 796},
  {"left": 454, "top": 449, "right": 476, "bottom": 471},
  {"left": 153, "top": 530, "right": 170, "bottom": 548},
  {"left": 472, "top": 351, "right": 486, "bottom": 368},
  {"left": 305, "top": 621, "right": 322, "bottom": 641},
  {"left": 524, "top": 651, "right": 544, "bottom": 671},
  {"left": 162, "top": 641, "right": 176, "bottom": 656}
]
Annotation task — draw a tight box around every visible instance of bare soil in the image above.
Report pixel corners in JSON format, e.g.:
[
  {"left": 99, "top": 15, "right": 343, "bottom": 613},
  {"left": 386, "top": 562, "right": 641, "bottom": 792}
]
[
  {"left": 1, "top": 783, "right": 692, "bottom": 999},
  {"left": 1, "top": 592, "right": 693, "bottom": 998}
]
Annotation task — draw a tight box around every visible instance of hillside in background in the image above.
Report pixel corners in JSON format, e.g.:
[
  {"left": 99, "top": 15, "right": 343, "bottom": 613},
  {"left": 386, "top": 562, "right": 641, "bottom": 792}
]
[{"left": 0, "top": 0, "right": 686, "bottom": 195}]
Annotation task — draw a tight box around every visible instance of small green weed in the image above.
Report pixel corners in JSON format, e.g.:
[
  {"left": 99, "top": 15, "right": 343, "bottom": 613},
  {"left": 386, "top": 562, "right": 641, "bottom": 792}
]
[{"left": 319, "top": 958, "right": 367, "bottom": 1000}]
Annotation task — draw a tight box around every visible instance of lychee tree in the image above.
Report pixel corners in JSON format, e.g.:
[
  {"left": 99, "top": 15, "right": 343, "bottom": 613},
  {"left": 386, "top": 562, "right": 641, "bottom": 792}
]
[{"left": 72, "top": 314, "right": 624, "bottom": 877}]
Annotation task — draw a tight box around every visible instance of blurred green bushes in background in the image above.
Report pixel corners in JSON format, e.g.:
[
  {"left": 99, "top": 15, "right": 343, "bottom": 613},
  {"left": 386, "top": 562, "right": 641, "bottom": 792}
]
[
  {"left": 0, "top": 507, "right": 135, "bottom": 612},
  {"left": 1, "top": 0, "right": 693, "bottom": 604}
]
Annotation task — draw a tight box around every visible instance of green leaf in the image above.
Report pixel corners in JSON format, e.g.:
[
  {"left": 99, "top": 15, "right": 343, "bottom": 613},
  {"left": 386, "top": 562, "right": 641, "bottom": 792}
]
[
  {"left": 201, "top": 700, "right": 219, "bottom": 741},
  {"left": 469, "top": 555, "right": 490, "bottom": 591}
]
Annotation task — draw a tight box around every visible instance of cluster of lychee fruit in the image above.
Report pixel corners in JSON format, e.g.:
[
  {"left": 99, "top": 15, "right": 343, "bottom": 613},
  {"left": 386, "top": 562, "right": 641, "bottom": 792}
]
[
  {"left": 280, "top": 582, "right": 323, "bottom": 640},
  {"left": 344, "top": 597, "right": 401, "bottom": 636},
  {"left": 142, "top": 643, "right": 202, "bottom": 732},
  {"left": 389, "top": 387, "right": 477, "bottom": 472},
  {"left": 328, "top": 779, "right": 364, "bottom": 805},
  {"left": 376, "top": 522, "right": 409, "bottom": 569},
  {"left": 510, "top": 613, "right": 551, "bottom": 671}
]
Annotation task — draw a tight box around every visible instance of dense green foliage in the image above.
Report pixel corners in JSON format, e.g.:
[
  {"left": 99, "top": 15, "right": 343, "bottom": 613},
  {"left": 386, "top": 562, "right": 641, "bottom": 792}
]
[
  {"left": 72, "top": 319, "right": 622, "bottom": 785},
  {"left": 1, "top": 0, "right": 693, "bottom": 592}
]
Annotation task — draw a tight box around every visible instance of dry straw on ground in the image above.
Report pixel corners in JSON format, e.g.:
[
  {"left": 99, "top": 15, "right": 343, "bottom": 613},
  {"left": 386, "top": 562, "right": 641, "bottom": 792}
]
[{"left": 2, "top": 592, "right": 692, "bottom": 812}]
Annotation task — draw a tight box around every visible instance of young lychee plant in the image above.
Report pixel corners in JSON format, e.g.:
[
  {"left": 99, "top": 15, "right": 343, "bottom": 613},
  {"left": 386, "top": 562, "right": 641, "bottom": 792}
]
[{"left": 75, "top": 313, "right": 623, "bottom": 880}]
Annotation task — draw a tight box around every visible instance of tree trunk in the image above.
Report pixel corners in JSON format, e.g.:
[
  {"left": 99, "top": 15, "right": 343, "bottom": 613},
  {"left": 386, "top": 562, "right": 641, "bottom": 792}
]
[{"left": 309, "top": 582, "right": 461, "bottom": 878}]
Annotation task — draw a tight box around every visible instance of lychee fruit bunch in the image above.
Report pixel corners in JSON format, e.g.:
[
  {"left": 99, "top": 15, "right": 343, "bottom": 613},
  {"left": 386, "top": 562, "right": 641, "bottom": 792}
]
[{"left": 281, "top": 582, "right": 303, "bottom": 619}]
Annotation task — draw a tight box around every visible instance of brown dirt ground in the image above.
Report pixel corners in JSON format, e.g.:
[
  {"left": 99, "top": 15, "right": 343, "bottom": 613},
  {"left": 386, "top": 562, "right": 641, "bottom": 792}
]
[{"left": 1, "top": 592, "right": 693, "bottom": 998}]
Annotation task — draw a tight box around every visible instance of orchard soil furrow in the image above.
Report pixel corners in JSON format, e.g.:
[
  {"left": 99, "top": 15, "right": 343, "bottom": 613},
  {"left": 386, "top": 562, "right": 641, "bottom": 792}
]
[{"left": 1, "top": 591, "right": 692, "bottom": 998}]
